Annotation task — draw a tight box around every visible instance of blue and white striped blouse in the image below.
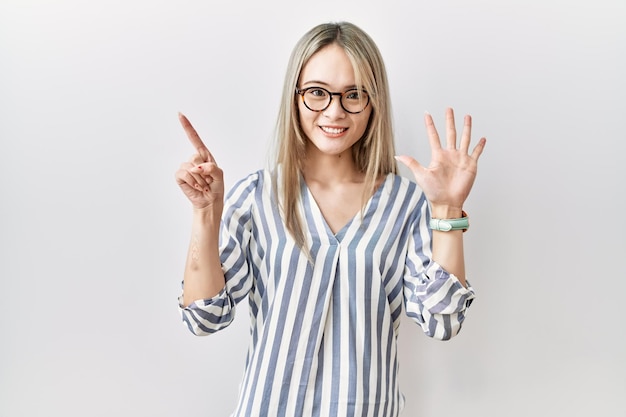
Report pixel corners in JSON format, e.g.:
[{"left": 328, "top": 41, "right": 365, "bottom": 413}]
[{"left": 180, "top": 169, "right": 475, "bottom": 417}]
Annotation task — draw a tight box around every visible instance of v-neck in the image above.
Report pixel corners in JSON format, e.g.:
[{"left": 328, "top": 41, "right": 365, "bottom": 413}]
[{"left": 301, "top": 173, "right": 393, "bottom": 242}]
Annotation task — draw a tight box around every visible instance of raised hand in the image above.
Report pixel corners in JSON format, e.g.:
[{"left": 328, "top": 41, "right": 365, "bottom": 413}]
[
  {"left": 396, "top": 108, "right": 486, "bottom": 213},
  {"left": 175, "top": 113, "right": 224, "bottom": 211}
]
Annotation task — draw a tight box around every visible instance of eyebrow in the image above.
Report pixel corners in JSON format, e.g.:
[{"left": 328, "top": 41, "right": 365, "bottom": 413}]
[{"left": 300, "top": 80, "right": 358, "bottom": 90}]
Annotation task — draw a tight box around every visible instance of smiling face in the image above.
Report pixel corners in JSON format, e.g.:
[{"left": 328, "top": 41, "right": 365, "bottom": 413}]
[{"left": 297, "top": 43, "right": 372, "bottom": 159}]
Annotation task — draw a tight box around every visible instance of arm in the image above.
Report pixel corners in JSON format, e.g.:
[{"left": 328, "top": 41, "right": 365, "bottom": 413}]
[
  {"left": 178, "top": 175, "right": 257, "bottom": 335},
  {"left": 175, "top": 114, "right": 257, "bottom": 335},
  {"left": 175, "top": 113, "right": 226, "bottom": 307},
  {"left": 403, "top": 196, "right": 475, "bottom": 340}
]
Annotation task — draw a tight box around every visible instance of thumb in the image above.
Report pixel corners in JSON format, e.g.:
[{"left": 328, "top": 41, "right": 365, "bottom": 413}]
[
  {"left": 395, "top": 155, "right": 424, "bottom": 176},
  {"left": 395, "top": 155, "right": 428, "bottom": 185}
]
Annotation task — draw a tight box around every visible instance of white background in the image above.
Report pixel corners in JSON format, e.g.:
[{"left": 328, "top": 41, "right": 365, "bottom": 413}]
[{"left": 1, "top": 0, "right": 625, "bottom": 416}]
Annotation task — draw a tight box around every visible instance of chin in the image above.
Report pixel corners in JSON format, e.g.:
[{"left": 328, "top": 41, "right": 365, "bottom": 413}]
[
  {"left": 310, "top": 136, "right": 360, "bottom": 155},
  {"left": 310, "top": 141, "right": 353, "bottom": 157}
]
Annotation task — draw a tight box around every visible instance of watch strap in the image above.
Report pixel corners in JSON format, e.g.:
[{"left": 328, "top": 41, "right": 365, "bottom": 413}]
[{"left": 429, "top": 211, "right": 469, "bottom": 232}]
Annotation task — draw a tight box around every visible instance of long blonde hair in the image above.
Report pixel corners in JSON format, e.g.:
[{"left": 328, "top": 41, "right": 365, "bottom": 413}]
[{"left": 272, "top": 22, "right": 397, "bottom": 249}]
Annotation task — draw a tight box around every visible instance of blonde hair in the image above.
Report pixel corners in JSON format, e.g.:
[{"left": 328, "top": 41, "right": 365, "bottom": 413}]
[{"left": 272, "top": 22, "right": 397, "bottom": 249}]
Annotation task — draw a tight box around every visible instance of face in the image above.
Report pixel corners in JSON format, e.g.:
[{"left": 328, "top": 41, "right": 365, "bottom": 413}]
[{"left": 297, "top": 43, "right": 372, "bottom": 159}]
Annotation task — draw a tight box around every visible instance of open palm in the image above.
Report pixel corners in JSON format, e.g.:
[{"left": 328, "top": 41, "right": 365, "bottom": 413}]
[{"left": 396, "top": 108, "right": 486, "bottom": 211}]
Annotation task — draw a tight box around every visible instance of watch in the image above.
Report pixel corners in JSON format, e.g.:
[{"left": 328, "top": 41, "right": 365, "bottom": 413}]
[{"left": 429, "top": 211, "right": 469, "bottom": 232}]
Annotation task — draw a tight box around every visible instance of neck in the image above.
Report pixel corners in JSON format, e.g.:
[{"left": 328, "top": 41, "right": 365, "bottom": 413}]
[{"left": 302, "top": 147, "right": 362, "bottom": 184}]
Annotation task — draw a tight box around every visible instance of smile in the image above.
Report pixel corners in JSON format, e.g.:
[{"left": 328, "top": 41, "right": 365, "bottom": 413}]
[{"left": 320, "top": 126, "right": 348, "bottom": 134}]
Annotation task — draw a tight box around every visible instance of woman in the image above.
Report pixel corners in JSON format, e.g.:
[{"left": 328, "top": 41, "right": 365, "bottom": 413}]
[{"left": 175, "top": 21, "right": 486, "bottom": 417}]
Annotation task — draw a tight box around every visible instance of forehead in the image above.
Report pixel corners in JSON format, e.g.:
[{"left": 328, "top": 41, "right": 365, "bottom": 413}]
[{"left": 299, "top": 43, "right": 356, "bottom": 88}]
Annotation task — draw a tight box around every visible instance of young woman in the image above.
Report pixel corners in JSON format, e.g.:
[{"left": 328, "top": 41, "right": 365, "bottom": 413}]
[{"left": 175, "top": 21, "right": 486, "bottom": 417}]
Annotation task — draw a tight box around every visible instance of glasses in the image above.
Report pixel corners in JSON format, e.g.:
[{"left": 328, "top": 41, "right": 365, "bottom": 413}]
[{"left": 296, "top": 86, "right": 370, "bottom": 114}]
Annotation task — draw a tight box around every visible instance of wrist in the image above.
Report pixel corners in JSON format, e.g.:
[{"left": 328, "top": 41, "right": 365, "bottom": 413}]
[
  {"left": 192, "top": 204, "right": 223, "bottom": 224},
  {"left": 430, "top": 205, "right": 463, "bottom": 219}
]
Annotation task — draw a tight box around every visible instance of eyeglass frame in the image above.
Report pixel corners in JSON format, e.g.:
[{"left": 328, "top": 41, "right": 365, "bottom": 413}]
[{"left": 295, "top": 86, "right": 370, "bottom": 114}]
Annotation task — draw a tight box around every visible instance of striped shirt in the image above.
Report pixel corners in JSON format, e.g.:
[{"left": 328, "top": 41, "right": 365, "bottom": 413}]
[{"left": 180, "top": 169, "right": 475, "bottom": 417}]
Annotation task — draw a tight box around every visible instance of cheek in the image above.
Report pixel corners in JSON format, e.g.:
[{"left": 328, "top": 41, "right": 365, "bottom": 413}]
[
  {"left": 296, "top": 108, "right": 315, "bottom": 141},
  {"left": 355, "top": 112, "right": 372, "bottom": 136},
  {"left": 298, "top": 105, "right": 317, "bottom": 128}
]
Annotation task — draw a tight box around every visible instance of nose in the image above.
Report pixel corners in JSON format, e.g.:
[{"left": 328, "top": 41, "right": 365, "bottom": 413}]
[{"left": 322, "top": 95, "right": 346, "bottom": 119}]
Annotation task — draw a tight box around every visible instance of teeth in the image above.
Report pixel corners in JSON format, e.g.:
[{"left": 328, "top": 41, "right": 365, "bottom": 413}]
[{"left": 321, "top": 126, "right": 347, "bottom": 134}]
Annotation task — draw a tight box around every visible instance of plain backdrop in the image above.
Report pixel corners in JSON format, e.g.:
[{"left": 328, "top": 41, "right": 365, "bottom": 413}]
[{"left": 1, "top": 0, "right": 625, "bottom": 416}]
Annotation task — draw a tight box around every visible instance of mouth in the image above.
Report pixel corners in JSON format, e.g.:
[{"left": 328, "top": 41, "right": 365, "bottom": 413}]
[{"left": 319, "top": 126, "right": 348, "bottom": 135}]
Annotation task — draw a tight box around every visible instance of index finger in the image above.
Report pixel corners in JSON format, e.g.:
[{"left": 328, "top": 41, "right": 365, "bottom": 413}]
[{"left": 178, "top": 112, "right": 213, "bottom": 162}]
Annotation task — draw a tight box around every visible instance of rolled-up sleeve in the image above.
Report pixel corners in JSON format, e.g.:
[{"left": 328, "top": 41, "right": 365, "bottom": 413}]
[{"left": 179, "top": 288, "right": 236, "bottom": 335}]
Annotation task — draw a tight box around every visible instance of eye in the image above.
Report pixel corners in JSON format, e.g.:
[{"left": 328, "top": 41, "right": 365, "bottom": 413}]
[
  {"left": 309, "top": 88, "right": 327, "bottom": 97},
  {"left": 306, "top": 88, "right": 328, "bottom": 98},
  {"left": 345, "top": 89, "right": 366, "bottom": 100}
]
